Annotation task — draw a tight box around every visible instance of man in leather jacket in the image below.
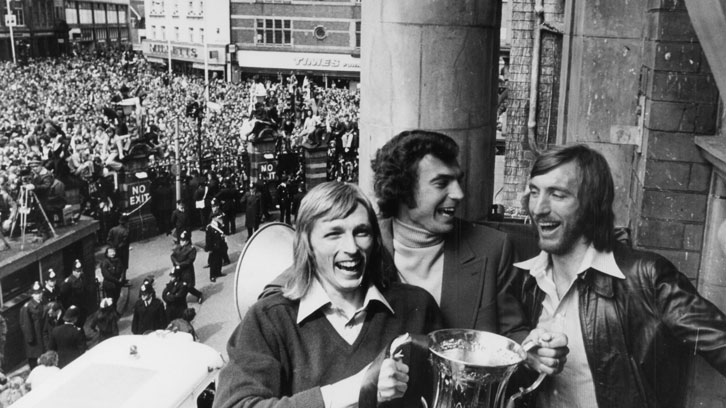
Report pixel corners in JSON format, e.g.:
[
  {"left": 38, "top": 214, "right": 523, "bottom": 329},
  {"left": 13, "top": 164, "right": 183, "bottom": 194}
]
[{"left": 516, "top": 144, "right": 726, "bottom": 408}]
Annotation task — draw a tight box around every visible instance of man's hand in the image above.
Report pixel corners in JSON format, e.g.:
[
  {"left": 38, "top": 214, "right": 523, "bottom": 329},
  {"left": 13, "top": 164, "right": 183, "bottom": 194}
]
[
  {"left": 523, "top": 329, "right": 569, "bottom": 375},
  {"left": 377, "top": 358, "right": 409, "bottom": 403}
]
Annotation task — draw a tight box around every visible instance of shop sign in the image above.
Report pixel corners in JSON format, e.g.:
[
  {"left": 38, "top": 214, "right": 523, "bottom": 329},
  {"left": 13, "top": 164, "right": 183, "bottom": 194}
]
[
  {"left": 237, "top": 50, "right": 360, "bottom": 73},
  {"left": 147, "top": 43, "right": 198, "bottom": 59}
]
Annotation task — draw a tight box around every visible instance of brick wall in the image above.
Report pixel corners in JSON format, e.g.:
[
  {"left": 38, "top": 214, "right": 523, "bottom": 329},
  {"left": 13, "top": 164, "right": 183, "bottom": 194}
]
[
  {"left": 231, "top": 2, "right": 360, "bottom": 52},
  {"left": 635, "top": 0, "right": 717, "bottom": 276},
  {"left": 502, "top": 0, "right": 564, "bottom": 208}
]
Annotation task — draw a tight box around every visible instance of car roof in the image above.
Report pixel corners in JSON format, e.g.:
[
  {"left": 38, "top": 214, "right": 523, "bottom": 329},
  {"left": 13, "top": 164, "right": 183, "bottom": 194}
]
[{"left": 13, "top": 334, "right": 225, "bottom": 408}]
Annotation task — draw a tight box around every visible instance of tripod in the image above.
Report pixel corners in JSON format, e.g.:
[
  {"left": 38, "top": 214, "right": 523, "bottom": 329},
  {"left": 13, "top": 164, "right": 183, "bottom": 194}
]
[{"left": 10, "top": 185, "right": 57, "bottom": 250}]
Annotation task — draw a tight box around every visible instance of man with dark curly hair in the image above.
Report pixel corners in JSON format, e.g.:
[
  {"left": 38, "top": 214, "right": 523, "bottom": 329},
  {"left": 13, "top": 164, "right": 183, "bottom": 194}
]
[{"left": 371, "top": 130, "right": 566, "bottom": 371}]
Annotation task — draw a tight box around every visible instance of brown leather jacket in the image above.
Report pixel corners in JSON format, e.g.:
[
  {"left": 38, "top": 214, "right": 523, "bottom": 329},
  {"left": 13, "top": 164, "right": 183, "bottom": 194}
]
[{"left": 518, "top": 243, "right": 726, "bottom": 408}]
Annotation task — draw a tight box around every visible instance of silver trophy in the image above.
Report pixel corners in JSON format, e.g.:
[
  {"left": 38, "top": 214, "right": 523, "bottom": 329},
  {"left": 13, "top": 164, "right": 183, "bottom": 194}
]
[{"left": 427, "top": 329, "right": 546, "bottom": 408}]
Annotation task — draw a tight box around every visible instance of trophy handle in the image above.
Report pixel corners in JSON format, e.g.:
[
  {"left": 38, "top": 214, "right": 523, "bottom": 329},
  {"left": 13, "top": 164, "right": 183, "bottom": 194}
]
[{"left": 503, "top": 372, "right": 546, "bottom": 408}]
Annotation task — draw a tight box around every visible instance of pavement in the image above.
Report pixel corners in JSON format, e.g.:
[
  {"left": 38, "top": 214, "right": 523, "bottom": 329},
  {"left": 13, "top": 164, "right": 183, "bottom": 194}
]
[{"left": 109, "top": 212, "right": 285, "bottom": 360}]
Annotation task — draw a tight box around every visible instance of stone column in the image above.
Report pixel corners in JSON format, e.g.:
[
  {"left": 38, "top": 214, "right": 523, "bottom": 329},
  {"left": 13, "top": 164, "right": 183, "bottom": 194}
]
[{"left": 359, "top": 0, "right": 501, "bottom": 221}]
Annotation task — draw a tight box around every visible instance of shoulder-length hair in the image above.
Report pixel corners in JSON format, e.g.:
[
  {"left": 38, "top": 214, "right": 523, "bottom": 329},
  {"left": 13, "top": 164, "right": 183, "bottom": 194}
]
[
  {"left": 527, "top": 144, "right": 616, "bottom": 252},
  {"left": 372, "top": 130, "right": 459, "bottom": 218},
  {"left": 282, "top": 182, "right": 384, "bottom": 300}
]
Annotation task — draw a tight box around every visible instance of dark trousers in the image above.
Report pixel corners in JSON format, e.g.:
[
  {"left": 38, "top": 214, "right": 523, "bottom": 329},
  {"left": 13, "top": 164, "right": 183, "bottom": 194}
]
[
  {"left": 187, "top": 285, "right": 202, "bottom": 299},
  {"left": 223, "top": 211, "right": 236, "bottom": 235},
  {"left": 209, "top": 252, "right": 223, "bottom": 279},
  {"left": 279, "top": 203, "right": 292, "bottom": 224}
]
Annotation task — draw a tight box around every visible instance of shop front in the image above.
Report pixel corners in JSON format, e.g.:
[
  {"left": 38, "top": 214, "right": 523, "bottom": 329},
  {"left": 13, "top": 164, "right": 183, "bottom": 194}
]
[
  {"left": 143, "top": 40, "right": 226, "bottom": 78},
  {"left": 235, "top": 50, "right": 360, "bottom": 89}
]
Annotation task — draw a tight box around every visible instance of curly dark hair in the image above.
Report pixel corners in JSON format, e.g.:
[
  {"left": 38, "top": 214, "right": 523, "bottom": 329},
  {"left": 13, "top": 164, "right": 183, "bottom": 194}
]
[{"left": 371, "top": 130, "right": 459, "bottom": 218}]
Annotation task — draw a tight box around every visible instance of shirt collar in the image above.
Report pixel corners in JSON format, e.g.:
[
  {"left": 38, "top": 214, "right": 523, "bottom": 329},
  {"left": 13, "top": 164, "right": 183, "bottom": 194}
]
[
  {"left": 514, "top": 244, "right": 626, "bottom": 280},
  {"left": 296, "top": 278, "right": 394, "bottom": 324}
]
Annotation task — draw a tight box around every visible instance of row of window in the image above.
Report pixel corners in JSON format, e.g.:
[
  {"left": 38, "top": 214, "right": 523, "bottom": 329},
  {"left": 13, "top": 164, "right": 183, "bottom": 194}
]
[
  {"left": 150, "top": 0, "right": 204, "bottom": 17},
  {"left": 149, "top": 19, "right": 361, "bottom": 47},
  {"left": 150, "top": 25, "right": 205, "bottom": 43},
  {"left": 64, "top": 2, "right": 128, "bottom": 26},
  {"left": 255, "top": 19, "right": 361, "bottom": 47}
]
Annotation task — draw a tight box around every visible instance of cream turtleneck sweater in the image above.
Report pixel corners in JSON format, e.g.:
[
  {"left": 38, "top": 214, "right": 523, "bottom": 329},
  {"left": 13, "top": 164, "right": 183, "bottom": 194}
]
[{"left": 392, "top": 218, "right": 445, "bottom": 304}]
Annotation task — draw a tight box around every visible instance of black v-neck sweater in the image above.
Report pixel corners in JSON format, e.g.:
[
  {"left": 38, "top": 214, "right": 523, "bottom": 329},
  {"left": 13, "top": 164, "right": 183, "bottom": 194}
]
[{"left": 214, "top": 282, "right": 443, "bottom": 408}]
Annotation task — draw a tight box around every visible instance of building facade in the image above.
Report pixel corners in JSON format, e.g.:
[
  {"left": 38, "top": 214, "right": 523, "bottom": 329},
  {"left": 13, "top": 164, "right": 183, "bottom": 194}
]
[
  {"left": 0, "top": 0, "right": 67, "bottom": 62},
  {"left": 230, "top": 0, "right": 361, "bottom": 86},
  {"left": 64, "top": 0, "right": 130, "bottom": 51},
  {"left": 128, "top": 0, "right": 144, "bottom": 50},
  {"left": 142, "top": 0, "right": 230, "bottom": 77}
]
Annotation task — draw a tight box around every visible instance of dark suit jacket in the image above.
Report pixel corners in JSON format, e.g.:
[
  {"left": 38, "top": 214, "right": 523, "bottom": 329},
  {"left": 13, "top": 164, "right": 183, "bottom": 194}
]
[
  {"left": 379, "top": 218, "right": 529, "bottom": 342},
  {"left": 49, "top": 323, "right": 87, "bottom": 368}
]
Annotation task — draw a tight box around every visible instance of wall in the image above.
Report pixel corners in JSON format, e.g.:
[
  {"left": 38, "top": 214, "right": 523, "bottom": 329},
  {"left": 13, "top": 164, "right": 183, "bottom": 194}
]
[
  {"left": 230, "top": 1, "right": 360, "bottom": 52},
  {"left": 501, "top": 0, "right": 564, "bottom": 209},
  {"left": 636, "top": 0, "right": 716, "bottom": 278}
]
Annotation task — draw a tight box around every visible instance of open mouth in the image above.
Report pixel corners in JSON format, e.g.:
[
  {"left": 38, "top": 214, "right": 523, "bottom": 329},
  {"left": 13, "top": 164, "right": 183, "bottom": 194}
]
[
  {"left": 335, "top": 258, "right": 364, "bottom": 272},
  {"left": 537, "top": 220, "right": 561, "bottom": 235},
  {"left": 436, "top": 207, "right": 456, "bottom": 218}
]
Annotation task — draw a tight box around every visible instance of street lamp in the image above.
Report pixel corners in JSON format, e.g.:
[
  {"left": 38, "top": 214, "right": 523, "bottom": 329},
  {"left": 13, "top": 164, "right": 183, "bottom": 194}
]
[{"left": 5, "top": 0, "right": 16, "bottom": 64}]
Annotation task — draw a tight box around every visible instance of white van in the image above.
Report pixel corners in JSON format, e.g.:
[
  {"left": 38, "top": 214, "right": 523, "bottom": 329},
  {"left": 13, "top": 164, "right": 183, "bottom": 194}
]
[{"left": 12, "top": 333, "right": 225, "bottom": 408}]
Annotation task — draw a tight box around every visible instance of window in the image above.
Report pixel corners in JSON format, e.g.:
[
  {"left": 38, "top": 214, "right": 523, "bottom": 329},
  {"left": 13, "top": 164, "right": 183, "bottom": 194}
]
[
  {"left": 151, "top": 25, "right": 156, "bottom": 39},
  {"left": 198, "top": 0, "right": 204, "bottom": 16},
  {"left": 355, "top": 21, "right": 360, "bottom": 47},
  {"left": 13, "top": 8, "right": 24, "bottom": 26},
  {"left": 256, "top": 19, "right": 291, "bottom": 45},
  {"left": 65, "top": 3, "right": 78, "bottom": 25},
  {"left": 199, "top": 27, "right": 204, "bottom": 43},
  {"left": 188, "top": 27, "right": 194, "bottom": 42},
  {"left": 174, "top": 26, "right": 179, "bottom": 41},
  {"left": 150, "top": 0, "right": 165, "bottom": 16},
  {"left": 161, "top": 25, "right": 166, "bottom": 40},
  {"left": 172, "top": 0, "right": 178, "bottom": 15},
  {"left": 119, "top": 5, "right": 127, "bottom": 23}
]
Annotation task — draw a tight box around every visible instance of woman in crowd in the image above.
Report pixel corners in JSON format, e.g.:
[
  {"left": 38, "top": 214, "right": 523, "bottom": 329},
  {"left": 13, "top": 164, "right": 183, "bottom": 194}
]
[
  {"left": 214, "top": 181, "right": 443, "bottom": 408},
  {"left": 85, "top": 297, "right": 119, "bottom": 347}
]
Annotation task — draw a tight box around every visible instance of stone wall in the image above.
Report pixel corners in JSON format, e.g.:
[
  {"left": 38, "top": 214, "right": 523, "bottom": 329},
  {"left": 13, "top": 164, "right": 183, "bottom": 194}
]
[{"left": 635, "top": 0, "right": 717, "bottom": 277}]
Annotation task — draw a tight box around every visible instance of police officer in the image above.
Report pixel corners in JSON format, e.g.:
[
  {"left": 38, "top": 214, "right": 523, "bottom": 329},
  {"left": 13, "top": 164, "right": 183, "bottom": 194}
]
[
  {"left": 59, "top": 259, "right": 89, "bottom": 327},
  {"left": 205, "top": 215, "right": 227, "bottom": 283},
  {"left": 162, "top": 268, "right": 188, "bottom": 322},
  {"left": 171, "top": 231, "right": 202, "bottom": 303},
  {"left": 131, "top": 284, "right": 167, "bottom": 335},
  {"left": 42, "top": 269, "right": 60, "bottom": 304},
  {"left": 20, "top": 282, "right": 45, "bottom": 368},
  {"left": 48, "top": 306, "right": 87, "bottom": 368}
]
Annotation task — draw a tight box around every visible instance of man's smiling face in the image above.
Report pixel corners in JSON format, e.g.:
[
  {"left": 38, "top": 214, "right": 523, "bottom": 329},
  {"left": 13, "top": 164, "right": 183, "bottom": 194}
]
[
  {"left": 528, "top": 161, "right": 586, "bottom": 256},
  {"left": 397, "top": 154, "right": 464, "bottom": 235}
]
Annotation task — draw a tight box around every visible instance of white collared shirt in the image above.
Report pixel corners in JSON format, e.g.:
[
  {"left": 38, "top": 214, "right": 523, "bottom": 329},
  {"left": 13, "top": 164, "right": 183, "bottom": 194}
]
[
  {"left": 297, "top": 278, "right": 394, "bottom": 344},
  {"left": 298, "top": 279, "right": 394, "bottom": 408},
  {"left": 514, "top": 245, "right": 626, "bottom": 408}
]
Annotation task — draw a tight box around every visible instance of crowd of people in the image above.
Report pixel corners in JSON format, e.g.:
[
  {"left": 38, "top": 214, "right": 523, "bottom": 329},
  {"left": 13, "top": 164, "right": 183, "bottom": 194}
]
[{"left": 0, "top": 44, "right": 360, "bottom": 243}]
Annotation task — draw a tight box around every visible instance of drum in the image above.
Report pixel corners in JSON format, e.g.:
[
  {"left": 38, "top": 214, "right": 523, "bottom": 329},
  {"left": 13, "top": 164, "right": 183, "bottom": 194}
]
[{"left": 233, "top": 222, "right": 294, "bottom": 320}]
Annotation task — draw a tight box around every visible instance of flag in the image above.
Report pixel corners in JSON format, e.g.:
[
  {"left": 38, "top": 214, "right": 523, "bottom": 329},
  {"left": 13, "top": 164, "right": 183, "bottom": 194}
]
[{"left": 207, "top": 101, "right": 222, "bottom": 113}]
